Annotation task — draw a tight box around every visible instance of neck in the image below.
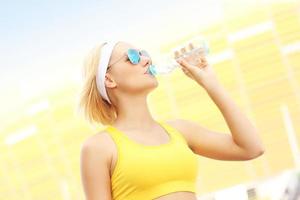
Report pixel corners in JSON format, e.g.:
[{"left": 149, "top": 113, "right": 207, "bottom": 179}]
[{"left": 111, "top": 95, "right": 157, "bottom": 131}]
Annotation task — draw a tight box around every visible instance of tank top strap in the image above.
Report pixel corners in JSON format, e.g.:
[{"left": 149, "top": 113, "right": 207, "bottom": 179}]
[
  {"left": 104, "top": 125, "right": 126, "bottom": 146},
  {"left": 156, "top": 120, "right": 189, "bottom": 146},
  {"left": 104, "top": 120, "right": 188, "bottom": 146}
]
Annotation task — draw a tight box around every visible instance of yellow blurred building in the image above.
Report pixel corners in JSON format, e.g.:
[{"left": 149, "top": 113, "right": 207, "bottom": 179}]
[{"left": 1, "top": 1, "right": 300, "bottom": 199}]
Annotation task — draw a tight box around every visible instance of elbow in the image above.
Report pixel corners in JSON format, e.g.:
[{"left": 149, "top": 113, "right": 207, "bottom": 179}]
[
  {"left": 256, "top": 143, "right": 266, "bottom": 157},
  {"left": 247, "top": 148, "right": 265, "bottom": 159},
  {"left": 255, "top": 148, "right": 265, "bottom": 157}
]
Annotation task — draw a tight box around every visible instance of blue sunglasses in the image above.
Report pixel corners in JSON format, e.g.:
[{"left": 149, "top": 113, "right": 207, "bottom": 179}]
[{"left": 108, "top": 49, "right": 152, "bottom": 69}]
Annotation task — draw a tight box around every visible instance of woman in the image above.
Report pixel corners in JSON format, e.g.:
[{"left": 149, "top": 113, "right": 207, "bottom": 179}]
[{"left": 79, "top": 41, "right": 265, "bottom": 200}]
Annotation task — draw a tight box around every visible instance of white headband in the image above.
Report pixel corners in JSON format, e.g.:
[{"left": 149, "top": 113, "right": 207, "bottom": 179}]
[{"left": 96, "top": 41, "right": 119, "bottom": 105}]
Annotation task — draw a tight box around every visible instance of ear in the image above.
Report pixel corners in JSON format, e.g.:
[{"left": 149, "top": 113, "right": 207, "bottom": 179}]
[{"left": 104, "top": 73, "right": 117, "bottom": 88}]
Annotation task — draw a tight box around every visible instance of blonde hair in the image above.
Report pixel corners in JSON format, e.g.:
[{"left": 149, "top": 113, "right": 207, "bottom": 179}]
[{"left": 78, "top": 43, "right": 117, "bottom": 125}]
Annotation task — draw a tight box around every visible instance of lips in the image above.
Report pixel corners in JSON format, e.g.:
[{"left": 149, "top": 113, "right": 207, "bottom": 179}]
[
  {"left": 144, "top": 66, "right": 150, "bottom": 74},
  {"left": 143, "top": 60, "right": 151, "bottom": 74}
]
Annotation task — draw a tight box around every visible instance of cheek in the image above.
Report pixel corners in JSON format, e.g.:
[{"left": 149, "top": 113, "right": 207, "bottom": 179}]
[
  {"left": 114, "top": 69, "right": 137, "bottom": 86},
  {"left": 115, "top": 71, "right": 152, "bottom": 91}
]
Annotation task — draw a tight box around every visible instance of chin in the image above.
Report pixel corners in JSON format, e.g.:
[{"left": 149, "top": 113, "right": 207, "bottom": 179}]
[
  {"left": 146, "top": 80, "right": 159, "bottom": 91},
  {"left": 151, "top": 79, "right": 159, "bottom": 87}
]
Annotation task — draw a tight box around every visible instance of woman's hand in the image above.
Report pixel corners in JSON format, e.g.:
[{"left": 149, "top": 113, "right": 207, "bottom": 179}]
[{"left": 176, "top": 53, "right": 220, "bottom": 90}]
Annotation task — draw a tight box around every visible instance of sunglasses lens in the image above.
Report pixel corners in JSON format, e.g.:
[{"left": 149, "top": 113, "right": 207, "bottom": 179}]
[
  {"left": 127, "top": 49, "right": 140, "bottom": 64},
  {"left": 140, "top": 50, "right": 150, "bottom": 58},
  {"left": 140, "top": 50, "right": 152, "bottom": 65}
]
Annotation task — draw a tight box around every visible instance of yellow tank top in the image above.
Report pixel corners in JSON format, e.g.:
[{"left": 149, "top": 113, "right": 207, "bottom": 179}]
[{"left": 105, "top": 120, "right": 199, "bottom": 200}]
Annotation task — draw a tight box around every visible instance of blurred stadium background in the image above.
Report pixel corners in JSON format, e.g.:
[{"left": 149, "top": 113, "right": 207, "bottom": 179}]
[{"left": 1, "top": 0, "right": 300, "bottom": 199}]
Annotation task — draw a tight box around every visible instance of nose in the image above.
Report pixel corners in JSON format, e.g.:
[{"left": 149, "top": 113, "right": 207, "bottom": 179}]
[{"left": 140, "top": 55, "right": 151, "bottom": 67}]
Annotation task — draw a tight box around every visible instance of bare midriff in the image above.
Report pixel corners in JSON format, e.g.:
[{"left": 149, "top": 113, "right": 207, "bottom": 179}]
[{"left": 152, "top": 191, "right": 197, "bottom": 200}]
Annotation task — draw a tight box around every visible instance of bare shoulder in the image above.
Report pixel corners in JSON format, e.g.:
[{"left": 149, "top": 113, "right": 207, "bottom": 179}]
[
  {"left": 80, "top": 130, "right": 114, "bottom": 163},
  {"left": 165, "top": 118, "right": 189, "bottom": 130},
  {"left": 80, "top": 130, "right": 114, "bottom": 199},
  {"left": 164, "top": 118, "right": 196, "bottom": 149},
  {"left": 164, "top": 118, "right": 194, "bottom": 134}
]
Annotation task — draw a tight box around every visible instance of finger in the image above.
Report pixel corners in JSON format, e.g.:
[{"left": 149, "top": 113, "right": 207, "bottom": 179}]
[
  {"left": 181, "top": 66, "right": 188, "bottom": 73},
  {"left": 180, "top": 47, "right": 187, "bottom": 55},
  {"left": 181, "top": 67, "right": 189, "bottom": 73},
  {"left": 200, "top": 57, "right": 208, "bottom": 67},
  {"left": 200, "top": 56, "right": 208, "bottom": 64},
  {"left": 195, "top": 57, "right": 202, "bottom": 65},
  {"left": 188, "top": 43, "right": 194, "bottom": 51},
  {"left": 176, "top": 57, "right": 191, "bottom": 69},
  {"left": 174, "top": 50, "right": 181, "bottom": 59},
  {"left": 181, "top": 67, "right": 194, "bottom": 79}
]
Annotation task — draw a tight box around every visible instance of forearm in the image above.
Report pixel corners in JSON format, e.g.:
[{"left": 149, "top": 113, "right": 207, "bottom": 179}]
[{"left": 205, "top": 83, "right": 265, "bottom": 155}]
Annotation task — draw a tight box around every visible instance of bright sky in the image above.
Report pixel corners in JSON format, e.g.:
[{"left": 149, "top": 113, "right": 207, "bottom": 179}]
[{"left": 0, "top": 0, "right": 278, "bottom": 116}]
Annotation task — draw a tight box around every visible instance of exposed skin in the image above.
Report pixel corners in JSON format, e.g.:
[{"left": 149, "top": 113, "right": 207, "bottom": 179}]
[
  {"left": 80, "top": 41, "right": 265, "bottom": 200},
  {"left": 104, "top": 42, "right": 197, "bottom": 199},
  {"left": 105, "top": 41, "right": 159, "bottom": 131}
]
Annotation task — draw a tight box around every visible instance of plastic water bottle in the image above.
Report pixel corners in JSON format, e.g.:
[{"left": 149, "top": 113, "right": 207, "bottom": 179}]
[{"left": 148, "top": 37, "right": 210, "bottom": 76}]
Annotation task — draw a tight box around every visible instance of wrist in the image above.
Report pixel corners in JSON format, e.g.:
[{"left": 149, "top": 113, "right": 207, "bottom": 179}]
[
  {"left": 204, "top": 81, "right": 222, "bottom": 93},
  {"left": 203, "top": 79, "right": 222, "bottom": 92}
]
